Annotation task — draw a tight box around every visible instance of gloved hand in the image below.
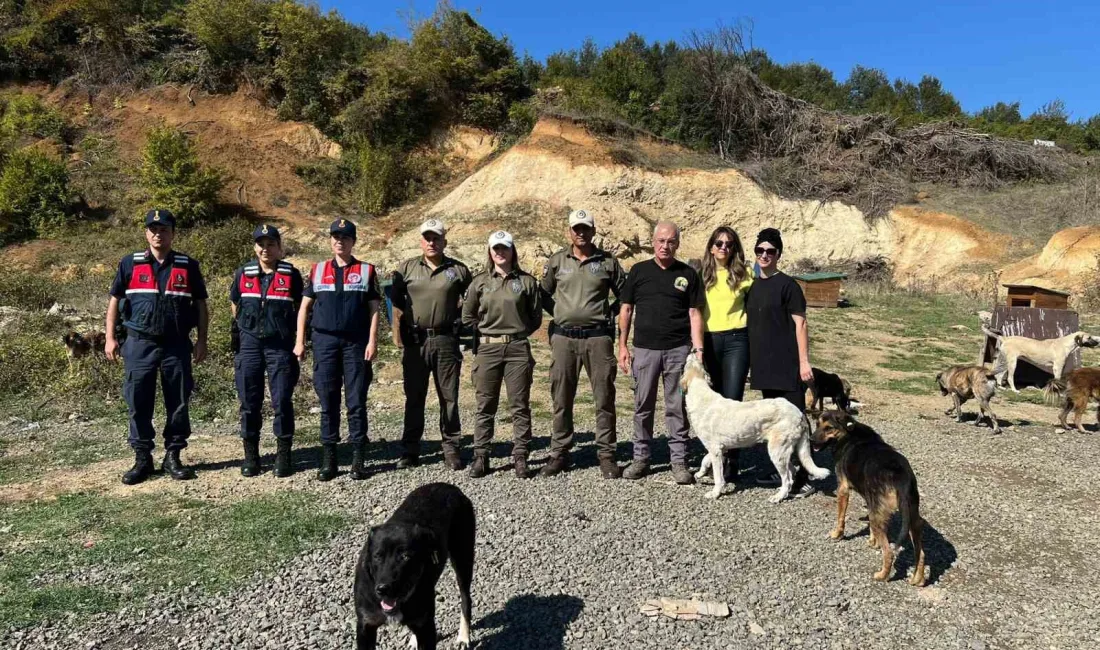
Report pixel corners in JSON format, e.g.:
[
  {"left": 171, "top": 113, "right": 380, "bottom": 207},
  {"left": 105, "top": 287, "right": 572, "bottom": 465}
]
[{"left": 230, "top": 321, "right": 241, "bottom": 355}]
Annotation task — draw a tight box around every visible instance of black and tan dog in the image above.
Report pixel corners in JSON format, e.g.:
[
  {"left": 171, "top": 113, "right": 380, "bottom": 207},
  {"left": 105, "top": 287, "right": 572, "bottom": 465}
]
[
  {"left": 62, "top": 330, "right": 107, "bottom": 372},
  {"left": 936, "top": 364, "right": 1001, "bottom": 434},
  {"left": 1044, "top": 367, "right": 1100, "bottom": 433},
  {"left": 810, "top": 367, "right": 853, "bottom": 412},
  {"left": 354, "top": 483, "right": 475, "bottom": 650},
  {"left": 812, "top": 411, "right": 926, "bottom": 586}
]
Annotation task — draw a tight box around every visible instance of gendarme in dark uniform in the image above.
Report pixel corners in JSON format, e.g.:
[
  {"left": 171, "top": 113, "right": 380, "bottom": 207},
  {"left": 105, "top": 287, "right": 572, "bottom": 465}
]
[
  {"left": 391, "top": 218, "right": 473, "bottom": 470},
  {"left": 106, "top": 209, "right": 209, "bottom": 485},
  {"left": 229, "top": 224, "right": 304, "bottom": 478},
  {"left": 539, "top": 209, "right": 625, "bottom": 478},
  {"left": 297, "top": 218, "right": 382, "bottom": 481},
  {"left": 462, "top": 230, "right": 542, "bottom": 479}
]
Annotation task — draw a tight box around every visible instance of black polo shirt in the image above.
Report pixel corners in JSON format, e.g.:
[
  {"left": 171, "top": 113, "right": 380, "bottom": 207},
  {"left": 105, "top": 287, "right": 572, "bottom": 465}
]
[{"left": 621, "top": 258, "right": 705, "bottom": 350}]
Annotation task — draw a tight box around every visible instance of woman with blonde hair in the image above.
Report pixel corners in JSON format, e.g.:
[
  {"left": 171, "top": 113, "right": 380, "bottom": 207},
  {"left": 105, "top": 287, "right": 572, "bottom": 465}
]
[{"left": 700, "top": 226, "right": 753, "bottom": 481}]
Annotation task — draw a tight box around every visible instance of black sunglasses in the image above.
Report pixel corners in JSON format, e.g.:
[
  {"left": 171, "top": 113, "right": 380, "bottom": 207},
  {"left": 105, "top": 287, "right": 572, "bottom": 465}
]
[
  {"left": 713, "top": 240, "right": 735, "bottom": 250},
  {"left": 754, "top": 246, "right": 778, "bottom": 257}
]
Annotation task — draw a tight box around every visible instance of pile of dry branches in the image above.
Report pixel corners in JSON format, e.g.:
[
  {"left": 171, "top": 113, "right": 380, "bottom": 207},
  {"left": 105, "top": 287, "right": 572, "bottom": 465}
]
[{"left": 709, "top": 67, "right": 1073, "bottom": 218}]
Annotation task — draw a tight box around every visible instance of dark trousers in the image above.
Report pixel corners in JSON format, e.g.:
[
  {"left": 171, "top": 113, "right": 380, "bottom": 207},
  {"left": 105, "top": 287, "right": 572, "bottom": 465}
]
[
  {"left": 472, "top": 340, "right": 534, "bottom": 457},
  {"left": 234, "top": 335, "right": 299, "bottom": 440},
  {"left": 762, "top": 384, "right": 809, "bottom": 487},
  {"left": 123, "top": 335, "right": 193, "bottom": 452},
  {"left": 312, "top": 330, "right": 371, "bottom": 444},
  {"left": 401, "top": 334, "right": 463, "bottom": 454},
  {"left": 704, "top": 328, "right": 750, "bottom": 474},
  {"left": 549, "top": 333, "right": 617, "bottom": 458}
]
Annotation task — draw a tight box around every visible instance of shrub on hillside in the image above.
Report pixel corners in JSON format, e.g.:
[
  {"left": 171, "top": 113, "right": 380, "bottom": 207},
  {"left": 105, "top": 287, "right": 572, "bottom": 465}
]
[
  {"left": 184, "top": 0, "right": 269, "bottom": 65},
  {"left": 0, "top": 93, "right": 67, "bottom": 142},
  {"left": 353, "top": 143, "right": 405, "bottom": 214},
  {"left": 0, "top": 149, "right": 71, "bottom": 242},
  {"left": 139, "top": 125, "right": 226, "bottom": 225}
]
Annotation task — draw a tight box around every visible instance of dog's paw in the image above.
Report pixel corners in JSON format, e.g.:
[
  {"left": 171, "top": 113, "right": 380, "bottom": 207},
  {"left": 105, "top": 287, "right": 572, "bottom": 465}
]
[
  {"left": 872, "top": 570, "right": 890, "bottom": 582},
  {"left": 809, "top": 468, "right": 831, "bottom": 480},
  {"left": 768, "top": 490, "right": 789, "bottom": 504},
  {"left": 828, "top": 528, "right": 844, "bottom": 540},
  {"left": 705, "top": 489, "right": 721, "bottom": 499}
]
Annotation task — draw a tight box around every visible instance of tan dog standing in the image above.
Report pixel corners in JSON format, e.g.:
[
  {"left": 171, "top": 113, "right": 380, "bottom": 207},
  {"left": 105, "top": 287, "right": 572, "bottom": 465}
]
[
  {"left": 990, "top": 331, "right": 1100, "bottom": 392},
  {"left": 936, "top": 364, "right": 1001, "bottom": 434},
  {"left": 1044, "top": 368, "right": 1100, "bottom": 433}
]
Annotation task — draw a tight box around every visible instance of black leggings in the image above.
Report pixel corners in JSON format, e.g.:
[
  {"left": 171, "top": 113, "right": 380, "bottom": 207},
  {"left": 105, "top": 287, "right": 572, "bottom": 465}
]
[{"left": 762, "top": 385, "right": 809, "bottom": 488}]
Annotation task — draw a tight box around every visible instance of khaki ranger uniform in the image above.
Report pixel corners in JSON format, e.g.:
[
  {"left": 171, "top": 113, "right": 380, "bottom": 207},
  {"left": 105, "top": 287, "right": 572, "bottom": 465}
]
[
  {"left": 540, "top": 247, "right": 625, "bottom": 461},
  {"left": 462, "top": 260, "right": 542, "bottom": 464},
  {"left": 391, "top": 254, "right": 472, "bottom": 458}
]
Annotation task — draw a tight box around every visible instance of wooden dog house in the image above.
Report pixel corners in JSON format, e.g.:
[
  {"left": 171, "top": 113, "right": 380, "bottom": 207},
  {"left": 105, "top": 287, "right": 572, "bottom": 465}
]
[
  {"left": 793, "top": 272, "right": 847, "bottom": 308},
  {"left": 1004, "top": 284, "right": 1070, "bottom": 310}
]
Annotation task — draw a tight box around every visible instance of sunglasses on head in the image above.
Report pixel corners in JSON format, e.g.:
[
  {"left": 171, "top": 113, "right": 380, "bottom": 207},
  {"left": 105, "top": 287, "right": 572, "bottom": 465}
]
[
  {"left": 713, "top": 240, "right": 734, "bottom": 250},
  {"left": 754, "top": 246, "right": 778, "bottom": 257}
]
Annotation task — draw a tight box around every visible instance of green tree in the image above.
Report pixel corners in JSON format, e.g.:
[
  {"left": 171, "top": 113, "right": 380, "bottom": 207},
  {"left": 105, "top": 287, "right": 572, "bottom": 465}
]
[
  {"left": 139, "top": 125, "right": 226, "bottom": 225},
  {"left": 184, "top": 0, "right": 271, "bottom": 65},
  {"left": 842, "top": 65, "right": 895, "bottom": 113}
]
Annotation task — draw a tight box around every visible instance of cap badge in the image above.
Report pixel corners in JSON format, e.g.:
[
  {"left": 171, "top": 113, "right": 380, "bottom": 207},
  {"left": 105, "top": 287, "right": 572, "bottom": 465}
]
[
  {"left": 339, "top": 219, "right": 346, "bottom": 228},
  {"left": 262, "top": 225, "right": 269, "bottom": 234}
]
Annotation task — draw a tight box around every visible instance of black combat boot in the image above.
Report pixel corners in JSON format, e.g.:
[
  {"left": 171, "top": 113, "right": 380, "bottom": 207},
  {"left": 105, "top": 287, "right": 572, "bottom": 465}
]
[
  {"left": 240, "top": 438, "right": 261, "bottom": 477},
  {"left": 539, "top": 452, "right": 570, "bottom": 477},
  {"left": 442, "top": 448, "right": 465, "bottom": 471},
  {"left": 121, "top": 450, "right": 154, "bottom": 485},
  {"left": 273, "top": 438, "right": 293, "bottom": 478},
  {"left": 468, "top": 452, "right": 489, "bottom": 479},
  {"left": 599, "top": 457, "right": 622, "bottom": 479},
  {"left": 317, "top": 443, "right": 338, "bottom": 482},
  {"left": 162, "top": 449, "right": 196, "bottom": 481},
  {"left": 349, "top": 441, "right": 369, "bottom": 480}
]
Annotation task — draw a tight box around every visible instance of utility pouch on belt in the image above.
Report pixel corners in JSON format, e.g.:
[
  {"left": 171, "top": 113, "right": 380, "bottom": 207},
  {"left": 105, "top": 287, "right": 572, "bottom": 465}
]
[{"left": 230, "top": 320, "right": 241, "bottom": 354}]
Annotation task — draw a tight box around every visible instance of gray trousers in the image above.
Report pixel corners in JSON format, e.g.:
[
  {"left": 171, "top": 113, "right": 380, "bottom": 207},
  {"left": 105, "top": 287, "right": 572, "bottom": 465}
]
[
  {"left": 549, "top": 333, "right": 617, "bottom": 458},
  {"left": 631, "top": 344, "right": 691, "bottom": 463}
]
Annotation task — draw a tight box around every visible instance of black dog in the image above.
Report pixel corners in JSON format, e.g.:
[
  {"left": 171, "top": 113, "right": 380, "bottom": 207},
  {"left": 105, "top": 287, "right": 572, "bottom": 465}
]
[
  {"left": 354, "top": 483, "right": 475, "bottom": 649},
  {"left": 810, "top": 367, "right": 853, "bottom": 412},
  {"left": 811, "top": 411, "right": 926, "bottom": 586}
]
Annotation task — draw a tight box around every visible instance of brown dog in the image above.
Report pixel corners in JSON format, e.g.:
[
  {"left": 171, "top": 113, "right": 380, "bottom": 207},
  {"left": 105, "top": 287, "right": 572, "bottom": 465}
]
[
  {"left": 1044, "top": 368, "right": 1100, "bottom": 433},
  {"left": 935, "top": 364, "right": 1001, "bottom": 434},
  {"left": 811, "top": 411, "right": 925, "bottom": 586},
  {"left": 62, "top": 330, "right": 107, "bottom": 371}
]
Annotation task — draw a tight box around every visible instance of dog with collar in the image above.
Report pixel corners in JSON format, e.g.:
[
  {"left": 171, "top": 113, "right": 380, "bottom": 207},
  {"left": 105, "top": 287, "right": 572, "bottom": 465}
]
[
  {"left": 989, "top": 330, "right": 1100, "bottom": 392},
  {"left": 354, "top": 483, "right": 475, "bottom": 650},
  {"left": 680, "top": 354, "right": 830, "bottom": 502}
]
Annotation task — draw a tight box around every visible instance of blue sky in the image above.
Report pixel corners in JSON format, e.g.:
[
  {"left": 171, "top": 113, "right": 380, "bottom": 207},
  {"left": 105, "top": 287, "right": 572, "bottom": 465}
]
[{"left": 320, "top": 0, "right": 1100, "bottom": 120}]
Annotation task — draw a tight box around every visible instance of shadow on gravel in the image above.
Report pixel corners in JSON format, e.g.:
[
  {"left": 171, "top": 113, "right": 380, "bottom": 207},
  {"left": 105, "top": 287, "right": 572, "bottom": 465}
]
[
  {"left": 475, "top": 594, "right": 584, "bottom": 649},
  {"left": 898, "top": 520, "right": 957, "bottom": 586}
]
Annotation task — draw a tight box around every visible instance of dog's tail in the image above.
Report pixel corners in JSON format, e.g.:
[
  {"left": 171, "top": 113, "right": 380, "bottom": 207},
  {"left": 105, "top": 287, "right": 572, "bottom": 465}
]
[
  {"left": 797, "top": 416, "right": 830, "bottom": 480},
  {"left": 1043, "top": 378, "right": 1068, "bottom": 405},
  {"left": 894, "top": 475, "right": 920, "bottom": 551}
]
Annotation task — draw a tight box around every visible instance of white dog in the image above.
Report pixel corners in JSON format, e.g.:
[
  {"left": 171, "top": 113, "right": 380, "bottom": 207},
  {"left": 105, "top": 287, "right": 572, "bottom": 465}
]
[
  {"left": 680, "top": 354, "right": 830, "bottom": 502},
  {"left": 989, "top": 331, "right": 1100, "bottom": 392}
]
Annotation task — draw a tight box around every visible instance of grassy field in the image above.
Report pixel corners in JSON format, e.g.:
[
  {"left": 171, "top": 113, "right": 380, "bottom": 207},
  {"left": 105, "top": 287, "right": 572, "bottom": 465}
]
[{"left": 0, "top": 490, "right": 345, "bottom": 627}]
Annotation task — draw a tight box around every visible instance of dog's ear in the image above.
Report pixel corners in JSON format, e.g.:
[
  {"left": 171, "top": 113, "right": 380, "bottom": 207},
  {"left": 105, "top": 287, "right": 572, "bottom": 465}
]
[
  {"left": 413, "top": 525, "right": 442, "bottom": 564},
  {"left": 364, "top": 525, "right": 382, "bottom": 574}
]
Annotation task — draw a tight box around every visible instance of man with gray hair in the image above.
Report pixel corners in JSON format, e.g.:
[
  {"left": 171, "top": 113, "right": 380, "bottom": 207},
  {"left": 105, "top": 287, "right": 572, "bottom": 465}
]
[{"left": 617, "top": 221, "right": 706, "bottom": 483}]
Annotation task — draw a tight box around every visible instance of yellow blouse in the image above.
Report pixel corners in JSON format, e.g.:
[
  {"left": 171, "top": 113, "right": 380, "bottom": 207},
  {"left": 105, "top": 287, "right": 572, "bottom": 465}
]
[{"left": 704, "top": 267, "right": 753, "bottom": 332}]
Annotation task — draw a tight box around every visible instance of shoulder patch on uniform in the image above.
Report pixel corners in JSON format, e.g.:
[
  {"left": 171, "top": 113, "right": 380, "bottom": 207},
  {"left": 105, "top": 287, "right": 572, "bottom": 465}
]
[
  {"left": 132, "top": 251, "right": 146, "bottom": 262},
  {"left": 174, "top": 254, "right": 190, "bottom": 262}
]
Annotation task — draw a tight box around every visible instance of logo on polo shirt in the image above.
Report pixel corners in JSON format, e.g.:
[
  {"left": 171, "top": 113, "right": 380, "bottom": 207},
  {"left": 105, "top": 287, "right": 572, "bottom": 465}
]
[
  {"left": 348, "top": 272, "right": 362, "bottom": 284},
  {"left": 509, "top": 279, "right": 522, "bottom": 294},
  {"left": 245, "top": 281, "right": 254, "bottom": 289},
  {"left": 278, "top": 276, "right": 286, "bottom": 286},
  {"left": 172, "top": 273, "right": 187, "bottom": 288},
  {"left": 587, "top": 263, "right": 602, "bottom": 275},
  {"left": 444, "top": 267, "right": 457, "bottom": 281},
  {"left": 139, "top": 273, "right": 150, "bottom": 282},
  {"left": 674, "top": 276, "right": 688, "bottom": 292}
]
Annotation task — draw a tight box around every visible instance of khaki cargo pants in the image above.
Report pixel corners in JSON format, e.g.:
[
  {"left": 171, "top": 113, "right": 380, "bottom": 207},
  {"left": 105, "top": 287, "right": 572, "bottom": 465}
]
[
  {"left": 471, "top": 340, "right": 535, "bottom": 458},
  {"left": 400, "top": 334, "right": 463, "bottom": 455},
  {"left": 549, "top": 333, "right": 617, "bottom": 459}
]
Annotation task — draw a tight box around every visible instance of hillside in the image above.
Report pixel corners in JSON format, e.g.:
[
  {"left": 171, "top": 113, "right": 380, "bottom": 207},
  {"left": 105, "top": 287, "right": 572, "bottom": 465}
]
[{"left": 1, "top": 86, "right": 1096, "bottom": 299}]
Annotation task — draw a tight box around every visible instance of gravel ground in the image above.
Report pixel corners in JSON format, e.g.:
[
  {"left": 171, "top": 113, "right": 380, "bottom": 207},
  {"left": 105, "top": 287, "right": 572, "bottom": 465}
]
[{"left": 4, "top": 395, "right": 1100, "bottom": 650}]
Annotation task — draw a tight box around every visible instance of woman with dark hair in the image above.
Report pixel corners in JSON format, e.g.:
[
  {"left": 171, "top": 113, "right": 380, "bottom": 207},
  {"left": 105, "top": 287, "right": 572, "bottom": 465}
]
[
  {"left": 700, "top": 226, "right": 753, "bottom": 481},
  {"left": 462, "top": 231, "right": 542, "bottom": 479}
]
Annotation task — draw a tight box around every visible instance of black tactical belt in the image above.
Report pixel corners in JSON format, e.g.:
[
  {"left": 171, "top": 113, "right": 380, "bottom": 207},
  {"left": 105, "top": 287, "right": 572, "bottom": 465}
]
[{"left": 555, "top": 324, "right": 613, "bottom": 339}]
